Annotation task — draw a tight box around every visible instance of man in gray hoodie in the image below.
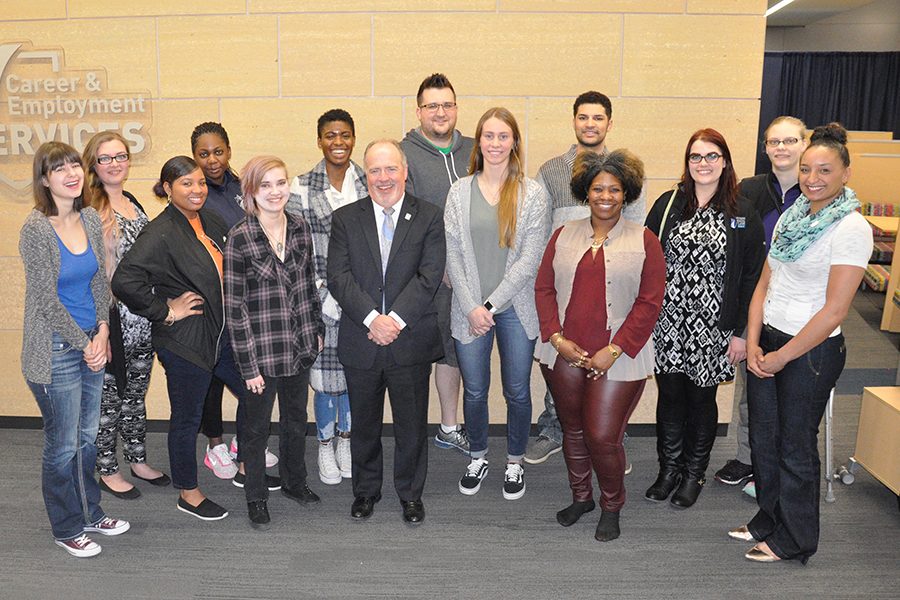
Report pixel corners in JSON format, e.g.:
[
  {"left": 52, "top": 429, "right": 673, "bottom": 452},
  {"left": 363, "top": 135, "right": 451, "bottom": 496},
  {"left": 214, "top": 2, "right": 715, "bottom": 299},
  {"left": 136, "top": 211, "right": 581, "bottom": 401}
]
[{"left": 400, "top": 73, "right": 475, "bottom": 455}]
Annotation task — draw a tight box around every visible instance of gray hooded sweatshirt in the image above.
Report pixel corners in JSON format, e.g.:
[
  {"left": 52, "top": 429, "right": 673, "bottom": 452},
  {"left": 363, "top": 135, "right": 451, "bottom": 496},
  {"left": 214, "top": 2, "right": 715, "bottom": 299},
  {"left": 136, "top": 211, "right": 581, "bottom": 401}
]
[{"left": 400, "top": 128, "right": 475, "bottom": 211}]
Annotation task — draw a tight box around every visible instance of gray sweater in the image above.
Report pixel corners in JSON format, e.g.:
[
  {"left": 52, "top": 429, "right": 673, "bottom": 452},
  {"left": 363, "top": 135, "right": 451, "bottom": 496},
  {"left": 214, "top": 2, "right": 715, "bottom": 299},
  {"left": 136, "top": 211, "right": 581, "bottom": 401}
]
[
  {"left": 536, "top": 144, "right": 646, "bottom": 231},
  {"left": 444, "top": 175, "right": 549, "bottom": 344},
  {"left": 19, "top": 207, "right": 109, "bottom": 383},
  {"left": 400, "top": 128, "right": 475, "bottom": 211}
]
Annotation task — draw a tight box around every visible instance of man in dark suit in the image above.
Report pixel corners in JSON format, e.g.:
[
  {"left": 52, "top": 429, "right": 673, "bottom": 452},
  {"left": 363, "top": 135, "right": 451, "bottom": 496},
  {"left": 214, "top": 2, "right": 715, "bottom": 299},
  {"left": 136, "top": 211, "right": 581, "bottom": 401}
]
[{"left": 327, "top": 139, "right": 445, "bottom": 524}]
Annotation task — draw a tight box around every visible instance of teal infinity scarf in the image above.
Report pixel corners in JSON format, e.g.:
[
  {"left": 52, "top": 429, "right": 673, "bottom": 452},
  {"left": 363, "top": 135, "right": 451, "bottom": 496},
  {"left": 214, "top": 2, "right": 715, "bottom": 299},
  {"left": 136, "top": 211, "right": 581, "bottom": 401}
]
[{"left": 769, "top": 187, "right": 860, "bottom": 263}]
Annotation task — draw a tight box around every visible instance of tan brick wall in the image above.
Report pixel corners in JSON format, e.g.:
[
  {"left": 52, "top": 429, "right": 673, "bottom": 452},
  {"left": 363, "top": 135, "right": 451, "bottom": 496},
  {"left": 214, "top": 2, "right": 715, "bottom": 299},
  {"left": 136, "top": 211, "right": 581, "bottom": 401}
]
[{"left": 0, "top": 1, "right": 766, "bottom": 422}]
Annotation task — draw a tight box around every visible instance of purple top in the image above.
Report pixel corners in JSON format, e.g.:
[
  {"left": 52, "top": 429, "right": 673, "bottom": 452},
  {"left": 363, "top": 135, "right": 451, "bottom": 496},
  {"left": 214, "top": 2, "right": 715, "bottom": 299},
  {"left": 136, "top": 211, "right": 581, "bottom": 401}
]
[{"left": 762, "top": 179, "right": 802, "bottom": 248}]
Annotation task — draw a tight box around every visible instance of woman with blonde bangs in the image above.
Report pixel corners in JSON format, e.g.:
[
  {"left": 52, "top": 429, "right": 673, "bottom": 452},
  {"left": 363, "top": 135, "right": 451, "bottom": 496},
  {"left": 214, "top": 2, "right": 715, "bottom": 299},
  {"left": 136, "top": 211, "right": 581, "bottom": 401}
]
[
  {"left": 224, "top": 155, "right": 323, "bottom": 529},
  {"left": 445, "top": 107, "right": 549, "bottom": 501},
  {"left": 82, "top": 131, "right": 170, "bottom": 500}
]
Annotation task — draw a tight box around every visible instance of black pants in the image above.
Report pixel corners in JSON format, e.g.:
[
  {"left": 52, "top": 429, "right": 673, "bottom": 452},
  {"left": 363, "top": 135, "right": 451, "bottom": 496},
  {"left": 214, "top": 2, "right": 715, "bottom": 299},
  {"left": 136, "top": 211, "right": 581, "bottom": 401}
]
[
  {"left": 241, "top": 370, "right": 311, "bottom": 503},
  {"left": 747, "top": 326, "right": 845, "bottom": 563},
  {"left": 200, "top": 376, "right": 226, "bottom": 438},
  {"left": 343, "top": 348, "right": 431, "bottom": 502},
  {"left": 654, "top": 372, "right": 719, "bottom": 477}
]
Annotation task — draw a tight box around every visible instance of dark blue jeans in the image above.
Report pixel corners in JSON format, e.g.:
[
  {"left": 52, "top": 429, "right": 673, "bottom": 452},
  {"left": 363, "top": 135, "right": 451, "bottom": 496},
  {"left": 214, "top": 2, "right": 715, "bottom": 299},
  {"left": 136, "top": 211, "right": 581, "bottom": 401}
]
[
  {"left": 747, "top": 325, "right": 846, "bottom": 563},
  {"left": 27, "top": 331, "right": 106, "bottom": 541},
  {"left": 157, "top": 337, "right": 248, "bottom": 490}
]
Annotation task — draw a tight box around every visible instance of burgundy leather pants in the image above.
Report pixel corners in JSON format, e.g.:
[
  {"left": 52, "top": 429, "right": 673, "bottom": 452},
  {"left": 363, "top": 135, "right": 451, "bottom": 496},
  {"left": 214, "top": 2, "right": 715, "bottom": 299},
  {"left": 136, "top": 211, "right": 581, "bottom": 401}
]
[{"left": 542, "top": 357, "right": 645, "bottom": 512}]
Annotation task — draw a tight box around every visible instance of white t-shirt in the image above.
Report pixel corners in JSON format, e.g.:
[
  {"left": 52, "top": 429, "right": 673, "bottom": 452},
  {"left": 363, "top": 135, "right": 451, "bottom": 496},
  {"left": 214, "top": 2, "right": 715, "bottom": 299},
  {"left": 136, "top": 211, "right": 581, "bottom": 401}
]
[{"left": 764, "top": 210, "right": 872, "bottom": 336}]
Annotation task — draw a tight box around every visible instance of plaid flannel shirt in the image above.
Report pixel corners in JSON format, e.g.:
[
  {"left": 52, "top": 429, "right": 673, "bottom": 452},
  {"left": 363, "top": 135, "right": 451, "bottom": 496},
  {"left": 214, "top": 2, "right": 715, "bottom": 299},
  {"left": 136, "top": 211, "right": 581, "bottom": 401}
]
[{"left": 224, "top": 212, "right": 323, "bottom": 380}]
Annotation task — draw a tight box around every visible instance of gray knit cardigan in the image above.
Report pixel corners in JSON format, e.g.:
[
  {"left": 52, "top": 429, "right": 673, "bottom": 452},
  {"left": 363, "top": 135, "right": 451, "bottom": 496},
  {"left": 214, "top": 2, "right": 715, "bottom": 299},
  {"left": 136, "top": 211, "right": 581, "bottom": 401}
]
[
  {"left": 444, "top": 174, "right": 550, "bottom": 345},
  {"left": 19, "top": 207, "right": 109, "bottom": 384}
]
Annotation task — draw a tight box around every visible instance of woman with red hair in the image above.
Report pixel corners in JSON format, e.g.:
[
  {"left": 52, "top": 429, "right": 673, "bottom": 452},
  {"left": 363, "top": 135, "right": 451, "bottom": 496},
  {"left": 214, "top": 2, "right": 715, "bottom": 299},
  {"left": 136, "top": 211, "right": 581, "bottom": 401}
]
[{"left": 644, "top": 129, "right": 765, "bottom": 509}]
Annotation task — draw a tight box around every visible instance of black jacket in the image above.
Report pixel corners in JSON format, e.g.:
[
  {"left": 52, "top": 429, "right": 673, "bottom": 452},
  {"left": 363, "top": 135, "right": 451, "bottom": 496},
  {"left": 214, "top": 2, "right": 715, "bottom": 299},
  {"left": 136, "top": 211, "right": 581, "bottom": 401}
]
[
  {"left": 645, "top": 187, "right": 766, "bottom": 335},
  {"left": 327, "top": 194, "right": 445, "bottom": 370},
  {"left": 112, "top": 203, "right": 230, "bottom": 371},
  {"left": 739, "top": 172, "right": 798, "bottom": 222}
]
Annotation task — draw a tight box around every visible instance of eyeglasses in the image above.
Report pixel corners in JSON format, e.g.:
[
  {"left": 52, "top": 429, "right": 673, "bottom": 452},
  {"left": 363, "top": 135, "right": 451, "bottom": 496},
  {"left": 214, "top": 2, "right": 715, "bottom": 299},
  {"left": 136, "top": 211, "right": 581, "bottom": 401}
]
[
  {"left": 419, "top": 102, "right": 457, "bottom": 113},
  {"left": 688, "top": 152, "right": 722, "bottom": 164},
  {"left": 97, "top": 153, "right": 129, "bottom": 165},
  {"left": 764, "top": 137, "right": 800, "bottom": 147}
]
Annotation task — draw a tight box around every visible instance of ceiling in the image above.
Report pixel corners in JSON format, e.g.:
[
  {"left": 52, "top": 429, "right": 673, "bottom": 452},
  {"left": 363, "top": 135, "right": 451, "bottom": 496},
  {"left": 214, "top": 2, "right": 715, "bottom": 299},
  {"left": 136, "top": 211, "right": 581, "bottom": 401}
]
[{"left": 766, "top": 0, "right": 877, "bottom": 26}]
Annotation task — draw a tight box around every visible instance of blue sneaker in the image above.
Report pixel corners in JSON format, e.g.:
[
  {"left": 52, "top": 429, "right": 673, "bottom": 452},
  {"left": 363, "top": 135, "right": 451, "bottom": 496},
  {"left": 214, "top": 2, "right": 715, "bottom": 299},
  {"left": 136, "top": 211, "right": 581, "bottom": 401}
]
[{"left": 435, "top": 426, "right": 470, "bottom": 455}]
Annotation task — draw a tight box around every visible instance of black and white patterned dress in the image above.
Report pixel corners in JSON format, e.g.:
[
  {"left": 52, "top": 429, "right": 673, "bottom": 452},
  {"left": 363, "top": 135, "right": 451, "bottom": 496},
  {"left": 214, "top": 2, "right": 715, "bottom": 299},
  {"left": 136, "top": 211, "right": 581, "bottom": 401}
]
[{"left": 653, "top": 206, "right": 734, "bottom": 387}]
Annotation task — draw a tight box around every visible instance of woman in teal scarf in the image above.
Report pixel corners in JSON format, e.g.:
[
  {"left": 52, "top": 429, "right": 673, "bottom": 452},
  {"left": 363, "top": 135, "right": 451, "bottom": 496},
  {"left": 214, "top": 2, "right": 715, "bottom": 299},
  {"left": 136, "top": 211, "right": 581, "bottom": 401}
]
[{"left": 734, "top": 123, "right": 873, "bottom": 564}]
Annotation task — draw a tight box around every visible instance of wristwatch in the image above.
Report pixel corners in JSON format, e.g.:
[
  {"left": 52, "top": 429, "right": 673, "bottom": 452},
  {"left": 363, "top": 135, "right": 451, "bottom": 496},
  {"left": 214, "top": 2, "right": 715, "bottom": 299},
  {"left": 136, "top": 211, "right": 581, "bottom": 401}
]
[
  {"left": 483, "top": 301, "right": 497, "bottom": 314},
  {"left": 608, "top": 344, "right": 620, "bottom": 359}
]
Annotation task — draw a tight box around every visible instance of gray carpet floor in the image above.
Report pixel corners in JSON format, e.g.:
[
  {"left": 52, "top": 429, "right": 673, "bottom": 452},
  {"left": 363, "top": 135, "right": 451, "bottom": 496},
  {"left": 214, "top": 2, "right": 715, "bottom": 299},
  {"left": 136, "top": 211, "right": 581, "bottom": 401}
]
[{"left": 1, "top": 292, "right": 898, "bottom": 599}]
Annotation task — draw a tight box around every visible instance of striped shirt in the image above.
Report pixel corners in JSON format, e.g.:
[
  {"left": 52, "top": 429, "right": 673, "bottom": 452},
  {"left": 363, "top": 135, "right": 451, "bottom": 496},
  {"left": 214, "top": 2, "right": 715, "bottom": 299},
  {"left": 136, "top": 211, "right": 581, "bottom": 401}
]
[{"left": 536, "top": 144, "right": 646, "bottom": 231}]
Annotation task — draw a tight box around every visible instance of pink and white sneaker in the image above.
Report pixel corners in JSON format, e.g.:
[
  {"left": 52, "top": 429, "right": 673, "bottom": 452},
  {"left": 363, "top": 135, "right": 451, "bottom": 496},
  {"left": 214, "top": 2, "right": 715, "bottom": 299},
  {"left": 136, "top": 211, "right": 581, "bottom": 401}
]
[
  {"left": 229, "top": 436, "right": 278, "bottom": 468},
  {"left": 205, "top": 443, "right": 238, "bottom": 479},
  {"left": 55, "top": 534, "right": 101, "bottom": 558},
  {"left": 84, "top": 516, "right": 130, "bottom": 536}
]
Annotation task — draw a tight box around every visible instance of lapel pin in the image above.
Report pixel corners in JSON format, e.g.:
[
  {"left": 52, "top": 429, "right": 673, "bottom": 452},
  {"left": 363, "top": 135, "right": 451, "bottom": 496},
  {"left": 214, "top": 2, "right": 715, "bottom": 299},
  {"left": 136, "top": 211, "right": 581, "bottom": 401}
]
[{"left": 404, "top": 213, "right": 412, "bottom": 221}]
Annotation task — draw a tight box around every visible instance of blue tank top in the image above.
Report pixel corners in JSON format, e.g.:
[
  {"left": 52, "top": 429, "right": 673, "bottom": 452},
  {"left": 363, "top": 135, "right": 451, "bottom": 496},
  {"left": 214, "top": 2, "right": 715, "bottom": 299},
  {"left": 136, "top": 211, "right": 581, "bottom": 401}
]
[{"left": 56, "top": 234, "right": 99, "bottom": 330}]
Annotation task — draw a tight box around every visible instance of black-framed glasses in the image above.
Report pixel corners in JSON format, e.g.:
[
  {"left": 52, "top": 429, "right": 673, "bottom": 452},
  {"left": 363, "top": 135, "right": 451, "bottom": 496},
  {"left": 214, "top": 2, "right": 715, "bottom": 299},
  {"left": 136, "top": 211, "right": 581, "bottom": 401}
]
[
  {"left": 764, "top": 137, "right": 800, "bottom": 147},
  {"left": 419, "top": 102, "right": 457, "bottom": 112},
  {"left": 688, "top": 152, "right": 722, "bottom": 164},
  {"left": 97, "top": 153, "right": 129, "bottom": 165}
]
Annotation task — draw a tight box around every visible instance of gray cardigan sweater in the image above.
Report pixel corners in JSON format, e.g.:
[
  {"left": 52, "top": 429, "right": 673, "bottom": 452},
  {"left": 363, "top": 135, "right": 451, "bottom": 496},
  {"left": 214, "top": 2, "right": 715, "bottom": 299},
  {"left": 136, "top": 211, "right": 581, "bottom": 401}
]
[
  {"left": 19, "top": 207, "right": 109, "bottom": 384},
  {"left": 444, "top": 174, "right": 549, "bottom": 344}
]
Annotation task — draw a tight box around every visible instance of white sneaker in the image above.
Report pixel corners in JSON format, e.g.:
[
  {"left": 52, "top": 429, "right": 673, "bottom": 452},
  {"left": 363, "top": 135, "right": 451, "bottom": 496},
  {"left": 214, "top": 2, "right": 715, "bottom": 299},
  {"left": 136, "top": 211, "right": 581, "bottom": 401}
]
[
  {"left": 335, "top": 436, "right": 352, "bottom": 478},
  {"left": 502, "top": 463, "right": 526, "bottom": 500},
  {"left": 229, "top": 436, "right": 279, "bottom": 468},
  {"left": 56, "top": 534, "right": 101, "bottom": 558},
  {"left": 204, "top": 443, "right": 238, "bottom": 479},
  {"left": 317, "top": 441, "right": 341, "bottom": 485},
  {"left": 459, "top": 458, "right": 489, "bottom": 495}
]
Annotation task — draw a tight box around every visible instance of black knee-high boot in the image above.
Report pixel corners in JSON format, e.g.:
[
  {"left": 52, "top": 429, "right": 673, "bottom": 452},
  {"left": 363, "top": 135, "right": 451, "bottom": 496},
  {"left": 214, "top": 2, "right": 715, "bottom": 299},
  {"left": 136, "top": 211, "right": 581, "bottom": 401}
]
[
  {"left": 646, "top": 373, "right": 685, "bottom": 502},
  {"left": 671, "top": 382, "right": 718, "bottom": 508}
]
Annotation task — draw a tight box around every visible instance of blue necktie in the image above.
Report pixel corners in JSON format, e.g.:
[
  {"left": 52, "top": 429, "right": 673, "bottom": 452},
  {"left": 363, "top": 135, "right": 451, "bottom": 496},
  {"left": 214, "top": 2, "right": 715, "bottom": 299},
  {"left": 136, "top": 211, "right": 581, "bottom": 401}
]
[
  {"left": 381, "top": 207, "right": 395, "bottom": 313},
  {"left": 381, "top": 206, "right": 395, "bottom": 274}
]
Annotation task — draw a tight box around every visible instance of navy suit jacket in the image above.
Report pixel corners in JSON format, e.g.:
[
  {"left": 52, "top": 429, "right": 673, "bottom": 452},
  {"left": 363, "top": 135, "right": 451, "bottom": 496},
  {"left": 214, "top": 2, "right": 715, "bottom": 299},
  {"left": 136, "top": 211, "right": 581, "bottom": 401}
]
[{"left": 327, "top": 194, "right": 445, "bottom": 370}]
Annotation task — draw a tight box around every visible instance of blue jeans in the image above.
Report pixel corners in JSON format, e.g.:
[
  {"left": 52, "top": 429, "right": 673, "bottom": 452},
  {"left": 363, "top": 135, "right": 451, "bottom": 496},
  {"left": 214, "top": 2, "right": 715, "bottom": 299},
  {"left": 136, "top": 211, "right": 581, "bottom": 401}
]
[
  {"left": 157, "top": 337, "right": 248, "bottom": 490},
  {"left": 535, "top": 388, "right": 563, "bottom": 444},
  {"left": 747, "top": 325, "right": 846, "bottom": 563},
  {"left": 455, "top": 307, "right": 535, "bottom": 460},
  {"left": 27, "top": 332, "right": 106, "bottom": 541},
  {"left": 313, "top": 392, "right": 351, "bottom": 441}
]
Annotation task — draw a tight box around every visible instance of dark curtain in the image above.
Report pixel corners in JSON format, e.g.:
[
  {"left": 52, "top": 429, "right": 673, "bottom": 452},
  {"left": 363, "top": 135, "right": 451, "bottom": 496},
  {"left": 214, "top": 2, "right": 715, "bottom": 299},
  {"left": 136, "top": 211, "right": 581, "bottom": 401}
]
[{"left": 756, "top": 51, "right": 900, "bottom": 174}]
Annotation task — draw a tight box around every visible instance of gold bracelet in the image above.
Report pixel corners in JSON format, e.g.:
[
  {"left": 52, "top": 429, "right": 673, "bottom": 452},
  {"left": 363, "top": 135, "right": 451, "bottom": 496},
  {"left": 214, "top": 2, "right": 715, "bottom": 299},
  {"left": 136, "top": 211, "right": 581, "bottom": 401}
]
[{"left": 550, "top": 332, "right": 564, "bottom": 350}]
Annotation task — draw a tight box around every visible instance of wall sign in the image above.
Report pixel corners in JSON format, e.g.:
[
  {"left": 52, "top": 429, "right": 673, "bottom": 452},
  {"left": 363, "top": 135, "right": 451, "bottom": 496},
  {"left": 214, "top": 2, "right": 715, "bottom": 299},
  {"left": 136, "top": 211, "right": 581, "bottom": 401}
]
[{"left": 0, "top": 41, "right": 152, "bottom": 196}]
